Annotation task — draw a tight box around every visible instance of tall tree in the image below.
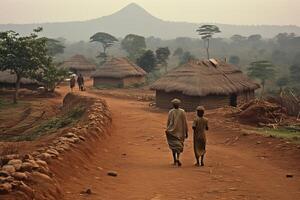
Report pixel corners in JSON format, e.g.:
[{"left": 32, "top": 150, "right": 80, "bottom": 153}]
[
  {"left": 121, "top": 34, "right": 146, "bottom": 61},
  {"left": 0, "top": 28, "right": 51, "bottom": 103},
  {"left": 90, "top": 32, "right": 118, "bottom": 61},
  {"left": 248, "top": 60, "right": 276, "bottom": 98},
  {"left": 196, "top": 25, "right": 221, "bottom": 59},
  {"left": 136, "top": 50, "right": 157, "bottom": 73},
  {"left": 156, "top": 47, "right": 170, "bottom": 72}
]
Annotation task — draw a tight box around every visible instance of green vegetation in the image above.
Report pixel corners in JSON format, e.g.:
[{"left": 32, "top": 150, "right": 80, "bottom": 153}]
[
  {"left": 136, "top": 50, "right": 157, "bottom": 72},
  {"left": 0, "top": 105, "right": 86, "bottom": 141},
  {"left": 248, "top": 60, "right": 276, "bottom": 98},
  {"left": 121, "top": 34, "right": 146, "bottom": 61},
  {"left": 90, "top": 32, "right": 118, "bottom": 63},
  {"left": 258, "top": 127, "right": 300, "bottom": 143}
]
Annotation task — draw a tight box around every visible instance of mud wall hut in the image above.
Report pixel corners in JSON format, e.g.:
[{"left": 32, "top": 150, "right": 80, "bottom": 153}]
[
  {"left": 92, "top": 57, "right": 147, "bottom": 88},
  {"left": 150, "top": 59, "right": 260, "bottom": 111},
  {"left": 59, "top": 55, "right": 96, "bottom": 77},
  {"left": 0, "top": 71, "right": 41, "bottom": 90}
]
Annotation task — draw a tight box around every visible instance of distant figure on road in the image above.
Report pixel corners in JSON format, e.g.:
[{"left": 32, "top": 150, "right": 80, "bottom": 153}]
[
  {"left": 192, "top": 106, "right": 209, "bottom": 166},
  {"left": 70, "top": 75, "right": 76, "bottom": 92},
  {"left": 165, "top": 98, "right": 188, "bottom": 166},
  {"left": 77, "top": 74, "right": 85, "bottom": 91}
]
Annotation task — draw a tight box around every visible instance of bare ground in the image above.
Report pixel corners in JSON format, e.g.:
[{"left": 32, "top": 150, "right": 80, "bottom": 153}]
[{"left": 1, "top": 83, "right": 300, "bottom": 200}]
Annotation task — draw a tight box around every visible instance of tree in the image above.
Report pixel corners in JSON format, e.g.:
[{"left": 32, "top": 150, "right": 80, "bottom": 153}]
[
  {"left": 121, "top": 34, "right": 146, "bottom": 61},
  {"left": 33, "top": 64, "right": 68, "bottom": 92},
  {"left": 156, "top": 47, "right": 170, "bottom": 72},
  {"left": 196, "top": 25, "right": 221, "bottom": 59},
  {"left": 0, "top": 28, "right": 51, "bottom": 103},
  {"left": 179, "top": 51, "right": 195, "bottom": 65},
  {"left": 173, "top": 47, "right": 183, "bottom": 57},
  {"left": 248, "top": 60, "right": 276, "bottom": 98},
  {"left": 229, "top": 55, "right": 240, "bottom": 65},
  {"left": 248, "top": 34, "right": 262, "bottom": 42},
  {"left": 136, "top": 50, "right": 157, "bottom": 72},
  {"left": 44, "top": 38, "right": 65, "bottom": 56},
  {"left": 90, "top": 32, "right": 118, "bottom": 61},
  {"left": 230, "top": 34, "right": 247, "bottom": 43}
]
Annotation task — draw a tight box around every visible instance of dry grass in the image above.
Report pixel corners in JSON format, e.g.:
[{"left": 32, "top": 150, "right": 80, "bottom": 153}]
[
  {"left": 92, "top": 57, "right": 146, "bottom": 78},
  {"left": 59, "top": 54, "right": 96, "bottom": 71},
  {"left": 151, "top": 59, "right": 259, "bottom": 96}
]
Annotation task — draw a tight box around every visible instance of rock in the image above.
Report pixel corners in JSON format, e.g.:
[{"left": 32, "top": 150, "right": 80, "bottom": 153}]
[
  {"left": 7, "top": 159, "right": 22, "bottom": 171},
  {"left": 0, "top": 183, "right": 12, "bottom": 194},
  {"left": 20, "top": 161, "right": 39, "bottom": 172},
  {"left": 0, "top": 176, "right": 14, "bottom": 183},
  {"left": 65, "top": 132, "right": 78, "bottom": 138},
  {"left": 12, "top": 172, "right": 28, "bottom": 180},
  {"left": 35, "top": 159, "right": 48, "bottom": 168},
  {"left": 46, "top": 149, "right": 59, "bottom": 157},
  {"left": 107, "top": 171, "right": 118, "bottom": 177},
  {"left": 37, "top": 152, "right": 52, "bottom": 161},
  {"left": 23, "top": 154, "right": 34, "bottom": 161},
  {"left": 79, "top": 136, "right": 86, "bottom": 141},
  {"left": 2, "top": 165, "right": 16, "bottom": 174},
  {"left": 286, "top": 174, "right": 294, "bottom": 178},
  {"left": 256, "top": 141, "right": 261, "bottom": 144},
  {"left": 0, "top": 171, "right": 10, "bottom": 177}
]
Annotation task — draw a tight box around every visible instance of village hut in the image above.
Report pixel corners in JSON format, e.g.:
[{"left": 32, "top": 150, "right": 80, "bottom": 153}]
[
  {"left": 92, "top": 57, "right": 147, "bottom": 88},
  {"left": 150, "top": 59, "right": 260, "bottom": 111},
  {"left": 0, "top": 71, "right": 41, "bottom": 90},
  {"left": 59, "top": 54, "right": 96, "bottom": 77}
]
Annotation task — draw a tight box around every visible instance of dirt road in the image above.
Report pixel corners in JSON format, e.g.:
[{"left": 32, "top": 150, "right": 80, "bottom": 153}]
[{"left": 51, "top": 87, "right": 300, "bottom": 200}]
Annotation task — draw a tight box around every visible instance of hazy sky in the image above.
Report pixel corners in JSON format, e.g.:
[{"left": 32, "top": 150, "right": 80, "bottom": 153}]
[{"left": 0, "top": 0, "right": 299, "bottom": 25}]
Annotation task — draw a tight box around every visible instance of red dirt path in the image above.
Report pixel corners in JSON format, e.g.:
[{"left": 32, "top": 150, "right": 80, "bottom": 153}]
[{"left": 49, "top": 83, "right": 300, "bottom": 200}]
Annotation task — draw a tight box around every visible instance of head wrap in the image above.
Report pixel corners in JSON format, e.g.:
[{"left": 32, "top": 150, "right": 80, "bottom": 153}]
[
  {"left": 196, "top": 106, "right": 205, "bottom": 111},
  {"left": 171, "top": 98, "right": 181, "bottom": 105}
]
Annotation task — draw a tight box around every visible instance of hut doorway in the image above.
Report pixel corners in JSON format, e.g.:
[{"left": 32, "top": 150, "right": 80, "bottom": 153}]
[{"left": 230, "top": 94, "right": 237, "bottom": 107}]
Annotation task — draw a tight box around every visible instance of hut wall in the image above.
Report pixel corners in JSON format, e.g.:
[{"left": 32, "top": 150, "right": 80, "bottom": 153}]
[
  {"left": 237, "top": 90, "right": 255, "bottom": 105},
  {"left": 156, "top": 90, "right": 255, "bottom": 111},
  {"left": 123, "top": 76, "right": 146, "bottom": 87},
  {"left": 155, "top": 90, "right": 229, "bottom": 112},
  {"left": 93, "top": 77, "right": 124, "bottom": 88}
]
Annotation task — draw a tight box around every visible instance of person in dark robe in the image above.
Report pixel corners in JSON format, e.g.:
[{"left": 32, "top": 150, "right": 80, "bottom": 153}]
[{"left": 77, "top": 74, "right": 84, "bottom": 91}]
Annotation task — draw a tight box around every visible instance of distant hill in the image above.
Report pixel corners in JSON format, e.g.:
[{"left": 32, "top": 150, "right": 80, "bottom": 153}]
[{"left": 1, "top": 3, "right": 300, "bottom": 41}]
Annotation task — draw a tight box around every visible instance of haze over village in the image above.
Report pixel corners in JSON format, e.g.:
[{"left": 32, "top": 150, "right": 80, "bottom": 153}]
[{"left": 0, "top": 1, "right": 299, "bottom": 199}]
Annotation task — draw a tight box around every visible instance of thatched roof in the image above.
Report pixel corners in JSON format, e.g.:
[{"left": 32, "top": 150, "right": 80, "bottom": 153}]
[
  {"left": 92, "top": 57, "right": 147, "bottom": 78},
  {"left": 60, "top": 55, "right": 96, "bottom": 71},
  {"left": 0, "top": 71, "right": 38, "bottom": 84},
  {"left": 151, "top": 59, "right": 260, "bottom": 96}
]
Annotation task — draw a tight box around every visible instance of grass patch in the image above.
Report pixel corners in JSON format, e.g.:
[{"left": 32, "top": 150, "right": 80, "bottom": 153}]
[
  {"left": 0, "top": 105, "right": 86, "bottom": 141},
  {"left": 258, "top": 126, "right": 300, "bottom": 143},
  {"left": 0, "top": 98, "right": 27, "bottom": 109}
]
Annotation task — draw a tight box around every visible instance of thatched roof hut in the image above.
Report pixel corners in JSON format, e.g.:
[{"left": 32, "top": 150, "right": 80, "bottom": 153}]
[
  {"left": 59, "top": 55, "right": 96, "bottom": 77},
  {"left": 92, "top": 57, "right": 147, "bottom": 88},
  {"left": 151, "top": 59, "right": 259, "bottom": 111},
  {"left": 0, "top": 71, "right": 41, "bottom": 90}
]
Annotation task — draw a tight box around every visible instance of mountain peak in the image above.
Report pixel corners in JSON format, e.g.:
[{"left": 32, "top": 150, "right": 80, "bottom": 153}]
[{"left": 114, "top": 3, "right": 155, "bottom": 18}]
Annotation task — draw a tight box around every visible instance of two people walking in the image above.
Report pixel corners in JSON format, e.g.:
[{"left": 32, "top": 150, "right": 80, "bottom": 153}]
[
  {"left": 70, "top": 74, "right": 85, "bottom": 92},
  {"left": 166, "top": 98, "right": 209, "bottom": 167}
]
